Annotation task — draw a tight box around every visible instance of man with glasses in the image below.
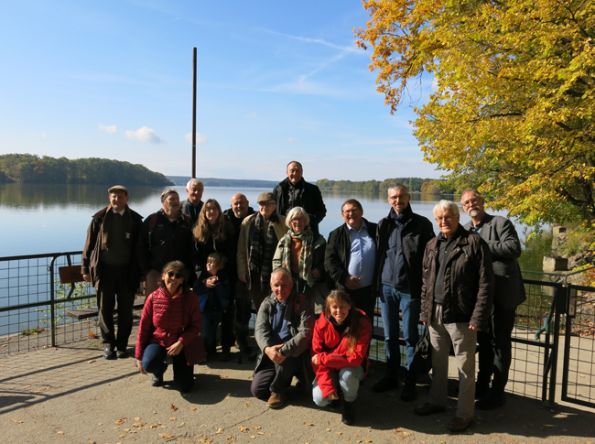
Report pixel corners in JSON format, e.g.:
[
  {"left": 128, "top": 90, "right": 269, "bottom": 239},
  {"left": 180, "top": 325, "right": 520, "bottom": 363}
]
[
  {"left": 374, "top": 184, "right": 434, "bottom": 401},
  {"left": 460, "top": 189, "right": 525, "bottom": 409},
  {"left": 325, "top": 199, "right": 377, "bottom": 318}
]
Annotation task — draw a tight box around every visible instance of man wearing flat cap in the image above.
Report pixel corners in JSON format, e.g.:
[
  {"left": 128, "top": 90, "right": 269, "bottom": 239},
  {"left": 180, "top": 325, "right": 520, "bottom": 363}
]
[
  {"left": 237, "top": 192, "right": 287, "bottom": 311},
  {"left": 82, "top": 185, "right": 143, "bottom": 359},
  {"left": 138, "top": 188, "right": 194, "bottom": 296}
]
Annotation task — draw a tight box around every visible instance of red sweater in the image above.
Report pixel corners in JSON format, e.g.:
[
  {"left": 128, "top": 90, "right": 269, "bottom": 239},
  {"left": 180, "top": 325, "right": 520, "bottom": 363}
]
[
  {"left": 311, "top": 309, "right": 372, "bottom": 398},
  {"left": 135, "top": 287, "right": 204, "bottom": 365}
]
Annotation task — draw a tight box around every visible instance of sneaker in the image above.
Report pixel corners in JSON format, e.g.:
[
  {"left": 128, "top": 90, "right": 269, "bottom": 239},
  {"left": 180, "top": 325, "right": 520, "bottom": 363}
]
[
  {"left": 151, "top": 374, "right": 163, "bottom": 387},
  {"left": 341, "top": 401, "right": 355, "bottom": 425},
  {"left": 103, "top": 345, "right": 116, "bottom": 360},
  {"left": 476, "top": 391, "right": 505, "bottom": 410},
  {"left": 400, "top": 382, "right": 417, "bottom": 402},
  {"left": 372, "top": 375, "right": 399, "bottom": 393},
  {"left": 267, "top": 391, "right": 285, "bottom": 409},
  {"left": 414, "top": 402, "right": 446, "bottom": 416},
  {"left": 447, "top": 416, "right": 473, "bottom": 433}
]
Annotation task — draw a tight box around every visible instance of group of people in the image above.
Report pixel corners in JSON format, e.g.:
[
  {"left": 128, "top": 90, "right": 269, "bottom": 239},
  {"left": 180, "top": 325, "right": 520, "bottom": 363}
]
[{"left": 81, "top": 160, "right": 526, "bottom": 432}]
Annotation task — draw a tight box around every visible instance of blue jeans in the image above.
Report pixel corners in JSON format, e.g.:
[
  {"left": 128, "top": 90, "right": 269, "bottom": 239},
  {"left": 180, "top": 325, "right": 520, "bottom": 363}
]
[
  {"left": 379, "top": 285, "right": 421, "bottom": 376},
  {"left": 141, "top": 342, "right": 194, "bottom": 391},
  {"left": 312, "top": 366, "right": 365, "bottom": 406}
]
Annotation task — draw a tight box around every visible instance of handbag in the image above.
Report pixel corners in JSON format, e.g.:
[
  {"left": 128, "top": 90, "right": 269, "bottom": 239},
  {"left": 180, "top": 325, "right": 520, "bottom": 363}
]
[{"left": 412, "top": 325, "right": 432, "bottom": 375}]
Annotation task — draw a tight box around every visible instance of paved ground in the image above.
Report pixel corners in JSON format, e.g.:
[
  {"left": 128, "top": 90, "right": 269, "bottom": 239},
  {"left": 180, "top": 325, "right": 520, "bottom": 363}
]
[{"left": 0, "top": 341, "right": 594, "bottom": 444}]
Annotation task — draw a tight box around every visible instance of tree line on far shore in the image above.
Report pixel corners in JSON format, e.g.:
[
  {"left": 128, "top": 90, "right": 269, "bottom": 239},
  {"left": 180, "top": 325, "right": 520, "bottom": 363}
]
[
  {"left": 316, "top": 178, "right": 452, "bottom": 197},
  {"left": 0, "top": 154, "right": 172, "bottom": 186}
]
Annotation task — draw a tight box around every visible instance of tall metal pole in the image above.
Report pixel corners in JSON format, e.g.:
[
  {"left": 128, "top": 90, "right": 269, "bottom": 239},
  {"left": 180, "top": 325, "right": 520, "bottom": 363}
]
[{"left": 192, "top": 47, "right": 197, "bottom": 178}]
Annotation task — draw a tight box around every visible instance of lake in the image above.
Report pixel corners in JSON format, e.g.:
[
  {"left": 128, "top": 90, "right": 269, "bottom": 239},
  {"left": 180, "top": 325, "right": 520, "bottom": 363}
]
[{"left": 0, "top": 183, "right": 531, "bottom": 257}]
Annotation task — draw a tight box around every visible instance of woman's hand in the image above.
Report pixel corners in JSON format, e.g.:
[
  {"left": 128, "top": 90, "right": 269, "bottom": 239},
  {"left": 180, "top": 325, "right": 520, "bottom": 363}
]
[
  {"left": 167, "top": 340, "right": 184, "bottom": 356},
  {"left": 205, "top": 276, "right": 219, "bottom": 288},
  {"left": 311, "top": 354, "right": 319, "bottom": 366},
  {"left": 136, "top": 359, "right": 146, "bottom": 374},
  {"left": 468, "top": 323, "right": 478, "bottom": 332}
]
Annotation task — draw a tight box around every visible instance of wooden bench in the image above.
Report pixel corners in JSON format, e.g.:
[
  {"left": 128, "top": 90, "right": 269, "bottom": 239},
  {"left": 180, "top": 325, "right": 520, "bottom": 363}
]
[{"left": 59, "top": 265, "right": 144, "bottom": 320}]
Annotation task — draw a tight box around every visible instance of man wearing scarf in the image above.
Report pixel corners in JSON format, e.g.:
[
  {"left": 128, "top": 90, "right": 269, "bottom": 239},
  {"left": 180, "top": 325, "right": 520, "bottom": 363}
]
[
  {"left": 82, "top": 185, "right": 143, "bottom": 360},
  {"left": 237, "top": 192, "right": 287, "bottom": 310},
  {"left": 374, "top": 184, "right": 434, "bottom": 401}
]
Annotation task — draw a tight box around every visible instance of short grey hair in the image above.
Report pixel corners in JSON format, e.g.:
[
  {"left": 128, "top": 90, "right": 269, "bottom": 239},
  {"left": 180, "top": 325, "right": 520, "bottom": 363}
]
[
  {"left": 270, "top": 267, "right": 293, "bottom": 282},
  {"left": 186, "top": 178, "right": 204, "bottom": 190},
  {"left": 432, "top": 200, "right": 460, "bottom": 219},
  {"left": 285, "top": 206, "right": 310, "bottom": 228}
]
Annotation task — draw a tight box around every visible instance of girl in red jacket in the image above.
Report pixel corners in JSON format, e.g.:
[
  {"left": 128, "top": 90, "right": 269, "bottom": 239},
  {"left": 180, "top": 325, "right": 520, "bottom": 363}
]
[{"left": 311, "top": 290, "right": 372, "bottom": 425}]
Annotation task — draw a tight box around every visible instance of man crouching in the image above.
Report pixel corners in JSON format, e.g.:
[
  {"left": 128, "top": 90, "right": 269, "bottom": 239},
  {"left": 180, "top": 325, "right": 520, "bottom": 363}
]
[{"left": 251, "top": 268, "right": 314, "bottom": 409}]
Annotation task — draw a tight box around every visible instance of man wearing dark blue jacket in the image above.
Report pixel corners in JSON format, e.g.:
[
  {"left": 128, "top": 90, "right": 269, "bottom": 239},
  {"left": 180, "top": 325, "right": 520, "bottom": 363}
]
[{"left": 374, "top": 184, "right": 434, "bottom": 401}]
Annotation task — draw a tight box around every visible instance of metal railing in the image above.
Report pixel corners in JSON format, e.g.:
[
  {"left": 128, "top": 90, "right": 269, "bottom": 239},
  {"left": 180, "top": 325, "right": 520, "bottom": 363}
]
[{"left": 0, "top": 251, "right": 593, "bottom": 408}]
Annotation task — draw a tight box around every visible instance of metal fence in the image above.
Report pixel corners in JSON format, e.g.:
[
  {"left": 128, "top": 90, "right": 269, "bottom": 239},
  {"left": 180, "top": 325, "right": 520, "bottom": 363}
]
[
  {"left": 0, "top": 252, "right": 98, "bottom": 354},
  {"left": 0, "top": 251, "right": 593, "bottom": 408}
]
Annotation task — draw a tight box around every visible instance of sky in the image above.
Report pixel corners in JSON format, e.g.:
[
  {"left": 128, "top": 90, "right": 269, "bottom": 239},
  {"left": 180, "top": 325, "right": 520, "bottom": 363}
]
[{"left": 0, "top": 0, "right": 439, "bottom": 181}]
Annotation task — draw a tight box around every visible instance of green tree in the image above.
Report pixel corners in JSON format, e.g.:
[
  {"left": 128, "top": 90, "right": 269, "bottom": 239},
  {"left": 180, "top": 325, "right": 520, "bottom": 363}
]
[{"left": 357, "top": 0, "right": 594, "bottom": 225}]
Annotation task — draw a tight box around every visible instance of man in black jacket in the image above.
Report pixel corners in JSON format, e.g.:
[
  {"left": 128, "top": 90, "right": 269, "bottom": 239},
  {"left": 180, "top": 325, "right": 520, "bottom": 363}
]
[
  {"left": 325, "top": 199, "right": 377, "bottom": 318},
  {"left": 461, "top": 189, "right": 526, "bottom": 409},
  {"left": 374, "top": 184, "right": 434, "bottom": 400},
  {"left": 82, "top": 185, "right": 143, "bottom": 359},
  {"left": 273, "top": 161, "right": 326, "bottom": 235}
]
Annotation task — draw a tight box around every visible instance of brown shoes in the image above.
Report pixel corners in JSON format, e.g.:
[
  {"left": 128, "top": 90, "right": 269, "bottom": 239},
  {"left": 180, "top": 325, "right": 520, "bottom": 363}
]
[
  {"left": 267, "top": 391, "right": 286, "bottom": 409},
  {"left": 447, "top": 416, "right": 473, "bottom": 433}
]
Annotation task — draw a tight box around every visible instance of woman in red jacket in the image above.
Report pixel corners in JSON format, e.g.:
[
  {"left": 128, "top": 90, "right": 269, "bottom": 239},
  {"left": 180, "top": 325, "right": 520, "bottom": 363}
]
[
  {"left": 135, "top": 261, "right": 204, "bottom": 393},
  {"left": 311, "top": 290, "right": 372, "bottom": 425}
]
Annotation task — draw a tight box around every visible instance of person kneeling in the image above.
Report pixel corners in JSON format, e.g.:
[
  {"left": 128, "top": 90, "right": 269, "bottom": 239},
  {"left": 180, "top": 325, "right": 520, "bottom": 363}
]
[
  {"left": 135, "top": 261, "right": 205, "bottom": 394},
  {"left": 251, "top": 268, "right": 314, "bottom": 409},
  {"left": 311, "top": 290, "right": 372, "bottom": 425}
]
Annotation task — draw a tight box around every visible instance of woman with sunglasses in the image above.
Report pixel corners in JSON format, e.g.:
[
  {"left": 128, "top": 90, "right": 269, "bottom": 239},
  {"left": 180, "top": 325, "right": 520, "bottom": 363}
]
[{"left": 135, "top": 261, "right": 204, "bottom": 393}]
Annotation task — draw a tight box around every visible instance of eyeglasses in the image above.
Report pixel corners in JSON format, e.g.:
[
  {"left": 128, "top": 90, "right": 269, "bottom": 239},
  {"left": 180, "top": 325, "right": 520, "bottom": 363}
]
[{"left": 167, "top": 271, "right": 183, "bottom": 279}]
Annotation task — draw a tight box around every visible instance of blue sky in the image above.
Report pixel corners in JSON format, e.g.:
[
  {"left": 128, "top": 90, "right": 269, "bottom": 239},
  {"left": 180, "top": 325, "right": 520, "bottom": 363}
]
[{"left": 0, "top": 0, "right": 438, "bottom": 181}]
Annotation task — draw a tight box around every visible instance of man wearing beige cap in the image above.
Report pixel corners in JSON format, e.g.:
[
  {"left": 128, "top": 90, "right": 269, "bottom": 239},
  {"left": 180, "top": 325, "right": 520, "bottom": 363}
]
[
  {"left": 138, "top": 188, "right": 194, "bottom": 296},
  {"left": 237, "top": 192, "right": 287, "bottom": 311},
  {"left": 82, "top": 185, "right": 143, "bottom": 359}
]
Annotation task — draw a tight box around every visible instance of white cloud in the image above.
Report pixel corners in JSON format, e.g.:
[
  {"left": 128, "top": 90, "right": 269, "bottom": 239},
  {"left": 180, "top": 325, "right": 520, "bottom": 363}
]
[
  {"left": 125, "top": 126, "right": 163, "bottom": 144},
  {"left": 184, "top": 132, "right": 208, "bottom": 145},
  {"left": 98, "top": 124, "right": 117, "bottom": 134}
]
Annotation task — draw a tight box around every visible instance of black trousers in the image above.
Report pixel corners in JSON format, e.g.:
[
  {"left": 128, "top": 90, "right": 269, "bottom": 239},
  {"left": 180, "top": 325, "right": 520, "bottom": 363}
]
[
  {"left": 97, "top": 265, "right": 135, "bottom": 350},
  {"left": 250, "top": 354, "right": 303, "bottom": 400},
  {"left": 477, "top": 305, "right": 516, "bottom": 393},
  {"left": 347, "top": 285, "right": 376, "bottom": 319}
]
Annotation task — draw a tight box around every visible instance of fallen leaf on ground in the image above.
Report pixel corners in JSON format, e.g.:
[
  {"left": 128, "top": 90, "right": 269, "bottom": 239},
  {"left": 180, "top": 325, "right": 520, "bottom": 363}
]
[{"left": 114, "top": 418, "right": 127, "bottom": 426}]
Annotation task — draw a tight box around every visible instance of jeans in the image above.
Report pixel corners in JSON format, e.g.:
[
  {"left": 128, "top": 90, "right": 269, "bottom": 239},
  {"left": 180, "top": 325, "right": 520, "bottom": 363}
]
[
  {"left": 202, "top": 311, "right": 223, "bottom": 354},
  {"left": 312, "top": 366, "right": 365, "bottom": 406},
  {"left": 379, "top": 285, "right": 421, "bottom": 376},
  {"left": 141, "top": 342, "right": 194, "bottom": 391}
]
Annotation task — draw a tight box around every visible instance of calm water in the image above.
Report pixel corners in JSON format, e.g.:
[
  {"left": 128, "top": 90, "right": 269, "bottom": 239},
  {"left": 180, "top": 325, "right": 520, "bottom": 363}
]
[{"left": 0, "top": 183, "right": 528, "bottom": 257}]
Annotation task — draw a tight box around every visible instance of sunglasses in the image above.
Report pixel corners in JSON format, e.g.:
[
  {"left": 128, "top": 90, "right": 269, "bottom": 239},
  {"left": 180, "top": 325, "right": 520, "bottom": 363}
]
[{"left": 167, "top": 271, "right": 184, "bottom": 279}]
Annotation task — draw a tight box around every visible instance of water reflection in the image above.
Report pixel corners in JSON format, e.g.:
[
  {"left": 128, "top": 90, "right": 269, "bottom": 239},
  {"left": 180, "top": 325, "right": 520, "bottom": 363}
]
[{"left": 0, "top": 183, "right": 160, "bottom": 208}]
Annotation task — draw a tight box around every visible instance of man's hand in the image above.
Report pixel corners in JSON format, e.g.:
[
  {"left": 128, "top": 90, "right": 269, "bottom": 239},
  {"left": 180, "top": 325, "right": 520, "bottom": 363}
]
[
  {"left": 166, "top": 340, "right": 184, "bottom": 356},
  {"left": 82, "top": 273, "right": 91, "bottom": 283},
  {"left": 265, "top": 344, "right": 286, "bottom": 364},
  {"left": 345, "top": 275, "right": 361, "bottom": 290},
  {"left": 136, "top": 359, "right": 146, "bottom": 374},
  {"left": 468, "top": 323, "right": 478, "bottom": 332}
]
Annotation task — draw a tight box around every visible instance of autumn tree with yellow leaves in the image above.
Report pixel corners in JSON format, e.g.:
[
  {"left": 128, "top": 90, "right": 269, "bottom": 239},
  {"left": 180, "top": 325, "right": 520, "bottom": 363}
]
[{"left": 357, "top": 0, "right": 593, "bottom": 226}]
